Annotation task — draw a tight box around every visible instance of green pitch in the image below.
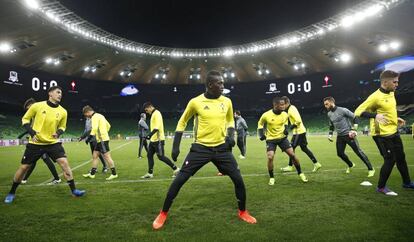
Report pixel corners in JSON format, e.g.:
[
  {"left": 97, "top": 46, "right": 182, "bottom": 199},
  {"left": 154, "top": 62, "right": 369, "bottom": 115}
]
[{"left": 0, "top": 136, "right": 413, "bottom": 241}]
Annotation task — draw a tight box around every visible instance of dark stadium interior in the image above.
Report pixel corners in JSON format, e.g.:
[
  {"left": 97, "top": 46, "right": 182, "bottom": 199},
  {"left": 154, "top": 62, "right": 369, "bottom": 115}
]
[{"left": 1, "top": 0, "right": 414, "bottom": 240}]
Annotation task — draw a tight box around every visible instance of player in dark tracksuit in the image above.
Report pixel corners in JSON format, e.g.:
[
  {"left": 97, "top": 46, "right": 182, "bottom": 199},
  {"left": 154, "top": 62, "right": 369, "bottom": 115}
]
[
  {"left": 138, "top": 113, "right": 149, "bottom": 158},
  {"left": 323, "top": 96, "right": 374, "bottom": 177},
  {"left": 234, "top": 110, "right": 248, "bottom": 159}
]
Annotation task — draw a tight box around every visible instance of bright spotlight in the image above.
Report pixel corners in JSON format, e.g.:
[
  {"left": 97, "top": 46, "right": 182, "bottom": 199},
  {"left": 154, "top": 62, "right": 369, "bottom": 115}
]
[
  {"left": 230, "top": 72, "right": 235, "bottom": 78},
  {"left": 162, "top": 74, "right": 167, "bottom": 79},
  {"left": 294, "top": 65, "right": 299, "bottom": 70},
  {"left": 120, "top": 71, "right": 125, "bottom": 76},
  {"left": 84, "top": 66, "right": 90, "bottom": 72},
  {"left": 341, "top": 16, "right": 354, "bottom": 28},
  {"left": 197, "top": 74, "right": 201, "bottom": 80},
  {"left": 45, "top": 58, "right": 53, "bottom": 64},
  {"left": 54, "top": 60, "right": 60, "bottom": 66},
  {"left": 364, "top": 4, "right": 384, "bottom": 17},
  {"left": 378, "top": 44, "right": 388, "bottom": 52},
  {"left": 223, "top": 49, "right": 234, "bottom": 57},
  {"left": 340, "top": 53, "right": 351, "bottom": 63},
  {"left": 258, "top": 70, "right": 262, "bottom": 75},
  {"left": 0, "top": 42, "right": 11, "bottom": 53},
  {"left": 301, "top": 63, "right": 306, "bottom": 68},
  {"left": 389, "top": 41, "right": 400, "bottom": 50},
  {"left": 24, "top": 0, "right": 40, "bottom": 10}
]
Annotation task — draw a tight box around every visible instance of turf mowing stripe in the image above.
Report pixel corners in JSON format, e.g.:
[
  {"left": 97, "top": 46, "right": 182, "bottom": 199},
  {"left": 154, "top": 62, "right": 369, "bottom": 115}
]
[
  {"left": 20, "top": 164, "right": 413, "bottom": 187},
  {"left": 38, "top": 141, "right": 134, "bottom": 185}
]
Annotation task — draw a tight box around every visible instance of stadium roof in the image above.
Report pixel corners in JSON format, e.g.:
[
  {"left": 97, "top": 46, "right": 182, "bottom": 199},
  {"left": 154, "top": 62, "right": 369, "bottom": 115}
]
[{"left": 0, "top": 0, "right": 413, "bottom": 84}]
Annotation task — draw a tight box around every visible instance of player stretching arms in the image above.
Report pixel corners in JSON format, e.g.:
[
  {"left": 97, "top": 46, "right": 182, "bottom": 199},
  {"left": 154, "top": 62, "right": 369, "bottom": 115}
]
[
  {"left": 323, "top": 97, "right": 374, "bottom": 177},
  {"left": 355, "top": 70, "right": 414, "bottom": 196},
  {"left": 4, "top": 86, "right": 85, "bottom": 204},
  {"left": 152, "top": 70, "right": 256, "bottom": 229},
  {"left": 258, "top": 97, "right": 308, "bottom": 186}
]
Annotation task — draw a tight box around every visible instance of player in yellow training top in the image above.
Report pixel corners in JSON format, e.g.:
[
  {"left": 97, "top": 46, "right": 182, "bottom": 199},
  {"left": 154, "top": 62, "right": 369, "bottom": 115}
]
[
  {"left": 82, "top": 105, "right": 119, "bottom": 181},
  {"left": 140, "top": 102, "right": 180, "bottom": 179},
  {"left": 4, "top": 86, "right": 85, "bottom": 204},
  {"left": 280, "top": 96, "right": 321, "bottom": 173},
  {"left": 152, "top": 70, "right": 257, "bottom": 230},
  {"left": 355, "top": 70, "right": 414, "bottom": 196},
  {"left": 258, "top": 97, "right": 308, "bottom": 186}
]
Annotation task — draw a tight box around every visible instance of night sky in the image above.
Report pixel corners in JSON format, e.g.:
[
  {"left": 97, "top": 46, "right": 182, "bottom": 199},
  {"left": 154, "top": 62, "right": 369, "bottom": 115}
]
[{"left": 61, "top": 0, "right": 363, "bottom": 48}]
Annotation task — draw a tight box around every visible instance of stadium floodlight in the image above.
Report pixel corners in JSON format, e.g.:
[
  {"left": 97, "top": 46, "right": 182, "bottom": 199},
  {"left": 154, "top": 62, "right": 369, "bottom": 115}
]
[
  {"left": 258, "top": 70, "right": 262, "bottom": 75},
  {"left": 24, "top": 0, "right": 40, "bottom": 10},
  {"left": 53, "top": 60, "right": 60, "bottom": 66},
  {"left": 197, "top": 74, "right": 201, "bottom": 80},
  {"left": 340, "top": 53, "right": 351, "bottom": 63},
  {"left": 230, "top": 72, "right": 235, "bottom": 78},
  {"left": 84, "top": 66, "right": 90, "bottom": 72},
  {"left": 265, "top": 69, "right": 270, "bottom": 74},
  {"left": 294, "top": 65, "right": 299, "bottom": 70},
  {"left": 45, "top": 57, "right": 53, "bottom": 64},
  {"left": 389, "top": 41, "right": 400, "bottom": 50},
  {"left": 223, "top": 73, "right": 228, "bottom": 78},
  {"left": 301, "top": 63, "right": 306, "bottom": 68},
  {"left": 378, "top": 44, "right": 388, "bottom": 52},
  {"left": 120, "top": 71, "right": 125, "bottom": 76},
  {"left": 341, "top": 16, "right": 354, "bottom": 28},
  {"left": 364, "top": 4, "right": 384, "bottom": 17},
  {"left": 162, "top": 74, "right": 167, "bottom": 79},
  {"left": 0, "top": 42, "right": 12, "bottom": 53},
  {"left": 91, "top": 68, "right": 97, "bottom": 73},
  {"left": 223, "top": 49, "right": 234, "bottom": 57}
]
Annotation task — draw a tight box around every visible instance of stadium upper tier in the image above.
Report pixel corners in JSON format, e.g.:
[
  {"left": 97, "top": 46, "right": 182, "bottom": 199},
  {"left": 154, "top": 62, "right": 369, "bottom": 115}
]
[{"left": 0, "top": 0, "right": 413, "bottom": 83}]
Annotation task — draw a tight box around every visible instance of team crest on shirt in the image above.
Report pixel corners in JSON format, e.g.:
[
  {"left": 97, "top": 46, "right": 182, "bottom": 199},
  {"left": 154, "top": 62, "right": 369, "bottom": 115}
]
[
  {"left": 56, "top": 113, "right": 60, "bottom": 118},
  {"left": 220, "top": 103, "right": 225, "bottom": 112},
  {"left": 204, "top": 105, "right": 210, "bottom": 110}
]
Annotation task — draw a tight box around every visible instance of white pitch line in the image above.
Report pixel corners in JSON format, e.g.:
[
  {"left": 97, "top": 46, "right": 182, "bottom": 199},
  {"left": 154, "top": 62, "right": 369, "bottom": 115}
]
[
  {"left": 38, "top": 141, "right": 133, "bottom": 185},
  {"left": 23, "top": 164, "right": 414, "bottom": 187}
]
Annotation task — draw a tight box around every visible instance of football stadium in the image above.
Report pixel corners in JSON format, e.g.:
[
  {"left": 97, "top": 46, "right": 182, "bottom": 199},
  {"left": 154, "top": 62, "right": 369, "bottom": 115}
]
[{"left": 1, "top": 0, "right": 414, "bottom": 241}]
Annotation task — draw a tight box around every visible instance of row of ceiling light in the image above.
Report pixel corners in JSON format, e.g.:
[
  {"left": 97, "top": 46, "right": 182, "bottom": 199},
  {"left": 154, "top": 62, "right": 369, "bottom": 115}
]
[{"left": 20, "top": 0, "right": 402, "bottom": 58}]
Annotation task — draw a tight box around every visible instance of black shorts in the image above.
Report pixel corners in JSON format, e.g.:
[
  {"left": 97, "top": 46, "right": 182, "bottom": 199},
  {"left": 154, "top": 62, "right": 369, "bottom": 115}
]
[
  {"left": 290, "top": 133, "right": 308, "bottom": 148},
  {"left": 94, "top": 141, "right": 110, "bottom": 153},
  {"left": 21, "top": 143, "right": 66, "bottom": 164},
  {"left": 266, "top": 138, "right": 291, "bottom": 152},
  {"left": 180, "top": 143, "right": 240, "bottom": 176}
]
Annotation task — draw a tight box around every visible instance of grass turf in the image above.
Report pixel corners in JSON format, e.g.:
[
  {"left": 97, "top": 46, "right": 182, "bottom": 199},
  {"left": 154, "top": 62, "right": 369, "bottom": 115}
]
[{"left": 0, "top": 136, "right": 413, "bottom": 241}]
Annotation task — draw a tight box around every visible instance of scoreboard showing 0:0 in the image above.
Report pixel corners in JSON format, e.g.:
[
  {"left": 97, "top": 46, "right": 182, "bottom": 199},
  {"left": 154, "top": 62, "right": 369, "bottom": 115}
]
[
  {"left": 32, "top": 77, "right": 58, "bottom": 91},
  {"left": 287, "top": 80, "right": 311, "bottom": 94}
]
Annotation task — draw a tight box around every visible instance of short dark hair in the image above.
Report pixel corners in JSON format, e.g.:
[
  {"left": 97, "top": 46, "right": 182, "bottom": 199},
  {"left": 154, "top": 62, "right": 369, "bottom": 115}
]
[
  {"left": 235, "top": 110, "right": 241, "bottom": 116},
  {"left": 48, "top": 85, "right": 62, "bottom": 93},
  {"left": 323, "top": 96, "right": 335, "bottom": 103},
  {"left": 380, "top": 70, "right": 399, "bottom": 82},
  {"left": 205, "top": 70, "right": 222, "bottom": 87},
  {"left": 272, "top": 96, "right": 284, "bottom": 104},
  {"left": 281, "top": 96, "right": 290, "bottom": 104},
  {"left": 142, "top": 102, "right": 153, "bottom": 109},
  {"left": 82, "top": 105, "right": 94, "bottom": 114},
  {"left": 23, "top": 98, "right": 36, "bottom": 110}
]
